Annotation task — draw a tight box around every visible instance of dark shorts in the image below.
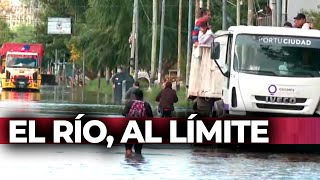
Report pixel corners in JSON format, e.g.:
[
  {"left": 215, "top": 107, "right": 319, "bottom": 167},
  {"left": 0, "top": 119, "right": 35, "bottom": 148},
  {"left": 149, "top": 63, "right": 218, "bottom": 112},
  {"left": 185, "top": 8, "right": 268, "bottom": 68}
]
[
  {"left": 161, "top": 110, "right": 172, "bottom": 117},
  {"left": 125, "top": 144, "right": 143, "bottom": 154},
  {"left": 158, "top": 105, "right": 174, "bottom": 117}
]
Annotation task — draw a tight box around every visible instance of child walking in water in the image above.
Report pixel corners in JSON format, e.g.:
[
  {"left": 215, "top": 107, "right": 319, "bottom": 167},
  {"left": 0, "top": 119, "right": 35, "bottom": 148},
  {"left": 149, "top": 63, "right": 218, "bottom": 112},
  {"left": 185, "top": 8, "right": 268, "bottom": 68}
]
[{"left": 122, "top": 89, "right": 153, "bottom": 155}]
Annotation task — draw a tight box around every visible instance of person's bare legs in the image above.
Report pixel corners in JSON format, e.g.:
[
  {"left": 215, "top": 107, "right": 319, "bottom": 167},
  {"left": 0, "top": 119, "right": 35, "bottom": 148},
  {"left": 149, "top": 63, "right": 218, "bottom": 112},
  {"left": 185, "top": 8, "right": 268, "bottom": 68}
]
[{"left": 125, "top": 144, "right": 133, "bottom": 156}]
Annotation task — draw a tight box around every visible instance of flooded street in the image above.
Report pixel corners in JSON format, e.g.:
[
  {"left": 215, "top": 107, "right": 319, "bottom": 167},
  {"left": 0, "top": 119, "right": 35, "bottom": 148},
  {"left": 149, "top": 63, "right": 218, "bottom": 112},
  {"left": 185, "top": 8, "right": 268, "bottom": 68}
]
[
  {"left": 0, "top": 85, "right": 190, "bottom": 117},
  {"left": 0, "top": 86, "right": 320, "bottom": 179},
  {"left": 2, "top": 145, "right": 320, "bottom": 180},
  {"left": 0, "top": 85, "right": 124, "bottom": 117}
]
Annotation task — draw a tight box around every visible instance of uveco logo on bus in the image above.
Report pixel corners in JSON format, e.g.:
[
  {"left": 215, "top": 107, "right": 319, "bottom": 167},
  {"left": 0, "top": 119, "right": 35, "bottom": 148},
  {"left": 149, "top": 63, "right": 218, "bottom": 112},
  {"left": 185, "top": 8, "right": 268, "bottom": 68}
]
[{"left": 265, "top": 96, "right": 297, "bottom": 104}]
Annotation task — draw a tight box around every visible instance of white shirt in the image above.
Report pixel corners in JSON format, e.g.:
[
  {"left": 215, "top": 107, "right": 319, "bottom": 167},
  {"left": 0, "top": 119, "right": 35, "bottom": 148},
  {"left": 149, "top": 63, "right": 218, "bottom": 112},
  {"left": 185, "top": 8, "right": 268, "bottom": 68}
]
[
  {"left": 302, "top": 23, "right": 311, "bottom": 30},
  {"left": 198, "top": 29, "right": 215, "bottom": 46},
  {"left": 193, "top": 29, "right": 214, "bottom": 59}
]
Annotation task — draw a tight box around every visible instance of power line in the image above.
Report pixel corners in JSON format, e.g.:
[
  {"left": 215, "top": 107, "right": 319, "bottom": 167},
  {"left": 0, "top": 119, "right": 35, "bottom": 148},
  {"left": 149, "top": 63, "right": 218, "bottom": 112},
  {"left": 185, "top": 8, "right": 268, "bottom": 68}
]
[
  {"left": 139, "top": 0, "right": 152, "bottom": 24},
  {"left": 138, "top": 0, "right": 189, "bottom": 33},
  {"left": 139, "top": 0, "right": 189, "bottom": 33}
]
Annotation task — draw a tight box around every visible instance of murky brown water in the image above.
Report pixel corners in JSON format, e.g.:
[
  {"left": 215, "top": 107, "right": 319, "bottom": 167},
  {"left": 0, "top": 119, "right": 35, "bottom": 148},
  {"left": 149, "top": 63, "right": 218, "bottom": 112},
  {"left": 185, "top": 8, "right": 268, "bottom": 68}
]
[{"left": 1, "top": 85, "right": 320, "bottom": 179}]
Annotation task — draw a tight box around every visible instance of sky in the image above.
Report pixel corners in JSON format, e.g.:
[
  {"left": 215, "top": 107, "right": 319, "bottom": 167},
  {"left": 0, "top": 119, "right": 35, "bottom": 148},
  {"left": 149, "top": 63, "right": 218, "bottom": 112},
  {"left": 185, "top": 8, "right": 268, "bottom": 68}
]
[
  {"left": 287, "top": 0, "right": 320, "bottom": 23},
  {"left": 11, "top": 0, "right": 21, "bottom": 6}
]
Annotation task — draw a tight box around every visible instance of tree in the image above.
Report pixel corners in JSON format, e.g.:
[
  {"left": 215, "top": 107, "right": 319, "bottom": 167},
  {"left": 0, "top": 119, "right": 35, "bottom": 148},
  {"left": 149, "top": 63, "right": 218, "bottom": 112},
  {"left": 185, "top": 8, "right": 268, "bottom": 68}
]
[
  {"left": 12, "top": 24, "right": 37, "bottom": 43},
  {"left": 303, "top": 8, "right": 320, "bottom": 29},
  {"left": 34, "top": 0, "right": 268, "bottom": 82},
  {"left": 35, "top": 0, "right": 88, "bottom": 69},
  {"left": 0, "top": 19, "right": 13, "bottom": 45},
  {"left": 210, "top": 0, "right": 268, "bottom": 31}
]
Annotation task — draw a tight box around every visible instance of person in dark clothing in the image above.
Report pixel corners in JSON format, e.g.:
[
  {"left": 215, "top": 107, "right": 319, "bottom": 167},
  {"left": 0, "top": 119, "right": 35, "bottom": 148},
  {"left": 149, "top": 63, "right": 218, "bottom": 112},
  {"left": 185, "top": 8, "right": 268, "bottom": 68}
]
[
  {"left": 122, "top": 89, "right": 153, "bottom": 155},
  {"left": 283, "top": 22, "right": 292, "bottom": 27},
  {"left": 110, "top": 70, "right": 134, "bottom": 104},
  {"left": 293, "top": 13, "right": 310, "bottom": 29},
  {"left": 193, "top": 97, "right": 214, "bottom": 117},
  {"left": 123, "top": 89, "right": 153, "bottom": 118},
  {"left": 156, "top": 81, "right": 178, "bottom": 117},
  {"left": 125, "top": 81, "right": 140, "bottom": 101}
]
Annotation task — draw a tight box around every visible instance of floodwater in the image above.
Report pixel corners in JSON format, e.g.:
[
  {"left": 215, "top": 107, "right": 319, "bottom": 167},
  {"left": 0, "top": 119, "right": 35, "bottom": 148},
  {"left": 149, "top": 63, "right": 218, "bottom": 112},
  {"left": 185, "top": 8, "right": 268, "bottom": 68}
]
[
  {"left": 0, "top": 85, "right": 191, "bottom": 117},
  {"left": 0, "top": 85, "right": 320, "bottom": 179},
  {"left": 2, "top": 145, "right": 320, "bottom": 180}
]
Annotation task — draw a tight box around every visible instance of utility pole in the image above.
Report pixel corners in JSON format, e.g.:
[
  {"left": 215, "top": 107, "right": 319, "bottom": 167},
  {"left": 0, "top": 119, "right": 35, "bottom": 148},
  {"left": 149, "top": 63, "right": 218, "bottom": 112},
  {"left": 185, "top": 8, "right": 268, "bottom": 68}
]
[
  {"left": 150, "top": 0, "right": 157, "bottom": 83},
  {"left": 134, "top": 0, "right": 139, "bottom": 80},
  {"left": 72, "top": 60, "right": 75, "bottom": 87},
  {"left": 284, "top": 0, "right": 288, "bottom": 22},
  {"left": 186, "top": 0, "right": 192, "bottom": 86},
  {"left": 237, "top": 0, "right": 240, "bottom": 25},
  {"left": 222, "top": 0, "right": 227, "bottom": 30},
  {"left": 247, "top": 0, "right": 254, "bottom": 25},
  {"left": 97, "top": 68, "right": 101, "bottom": 91},
  {"left": 63, "top": 53, "right": 66, "bottom": 85},
  {"left": 55, "top": 49, "right": 58, "bottom": 83},
  {"left": 276, "top": 0, "right": 282, "bottom": 26},
  {"left": 82, "top": 50, "right": 85, "bottom": 87},
  {"left": 130, "top": 1, "right": 136, "bottom": 76},
  {"left": 271, "top": 0, "right": 277, "bottom": 26},
  {"left": 157, "top": 0, "right": 165, "bottom": 84},
  {"left": 48, "top": 60, "right": 51, "bottom": 75},
  {"left": 177, "top": 0, "right": 182, "bottom": 84}
]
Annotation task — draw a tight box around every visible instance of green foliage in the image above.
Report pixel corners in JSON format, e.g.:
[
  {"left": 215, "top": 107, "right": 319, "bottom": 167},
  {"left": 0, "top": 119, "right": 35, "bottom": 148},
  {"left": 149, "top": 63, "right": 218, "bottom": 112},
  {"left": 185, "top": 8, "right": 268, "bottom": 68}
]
[
  {"left": 303, "top": 8, "right": 320, "bottom": 29},
  {"left": 85, "top": 77, "right": 189, "bottom": 107},
  {"left": 144, "top": 86, "right": 162, "bottom": 106},
  {"left": 35, "top": 0, "right": 83, "bottom": 64},
  {"left": 12, "top": 24, "right": 37, "bottom": 43},
  {"left": 0, "top": 19, "right": 14, "bottom": 46},
  {"left": 85, "top": 77, "right": 113, "bottom": 96},
  {"left": 210, "top": 0, "right": 268, "bottom": 31},
  {"left": 31, "top": 0, "right": 275, "bottom": 80},
  {"left": 34, "top": 0, "right": 190, "bottom": 76}
]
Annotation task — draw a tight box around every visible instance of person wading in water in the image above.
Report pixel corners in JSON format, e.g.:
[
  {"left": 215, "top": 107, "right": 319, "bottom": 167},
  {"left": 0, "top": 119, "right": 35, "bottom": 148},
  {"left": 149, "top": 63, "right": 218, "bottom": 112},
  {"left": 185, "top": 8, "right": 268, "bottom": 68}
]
[
  {"left": 156, "top": 81, "right": 178, "bottom": 117},
  {"left": 122, "top": 89, "right": 153, "bottom": 155}
]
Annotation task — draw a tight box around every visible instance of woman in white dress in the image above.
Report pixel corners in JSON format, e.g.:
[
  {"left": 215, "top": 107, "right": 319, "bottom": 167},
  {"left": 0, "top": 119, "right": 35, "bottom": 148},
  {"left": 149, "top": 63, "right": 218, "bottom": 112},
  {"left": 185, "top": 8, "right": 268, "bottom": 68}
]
[{"left": 198, "top": 21, "right": 214, "bottom": 46}]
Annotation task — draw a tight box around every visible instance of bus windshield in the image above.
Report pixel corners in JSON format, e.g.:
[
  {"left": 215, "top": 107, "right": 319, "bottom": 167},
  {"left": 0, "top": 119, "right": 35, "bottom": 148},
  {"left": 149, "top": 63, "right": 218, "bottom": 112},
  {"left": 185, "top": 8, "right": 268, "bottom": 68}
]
[
  {"left": 6, "top": 54, "right": 38, "bottom": 68},
  {"left": 233, "top": 34, "right": 320, "bottom": 77}
]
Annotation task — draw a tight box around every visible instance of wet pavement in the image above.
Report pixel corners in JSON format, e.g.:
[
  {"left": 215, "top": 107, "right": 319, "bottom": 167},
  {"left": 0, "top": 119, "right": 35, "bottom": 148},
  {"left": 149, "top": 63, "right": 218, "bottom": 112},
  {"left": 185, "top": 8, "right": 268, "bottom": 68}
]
[{"left": 1, "top": 85, "right": 320, "bottom": 179}]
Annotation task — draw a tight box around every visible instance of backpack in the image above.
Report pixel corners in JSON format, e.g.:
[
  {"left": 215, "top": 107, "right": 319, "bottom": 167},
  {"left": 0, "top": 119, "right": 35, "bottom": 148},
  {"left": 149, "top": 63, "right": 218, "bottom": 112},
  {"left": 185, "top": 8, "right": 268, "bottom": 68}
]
[{"left": 127, "top": 100, "right": 147, "bottom": 118}]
